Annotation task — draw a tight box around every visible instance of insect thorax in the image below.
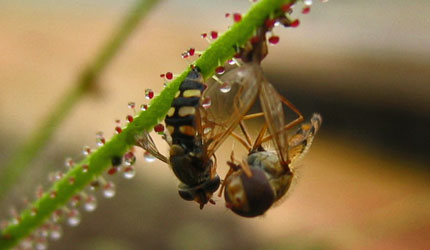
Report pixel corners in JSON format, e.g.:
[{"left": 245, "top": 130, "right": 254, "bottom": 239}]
[{"left": 247, "top": 151, "right": 293, "bottom": 201}]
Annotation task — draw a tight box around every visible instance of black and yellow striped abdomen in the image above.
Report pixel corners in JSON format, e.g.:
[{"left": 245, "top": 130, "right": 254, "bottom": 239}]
[{"left": 165, "top": 69, "right": 205, "bottom": 150}]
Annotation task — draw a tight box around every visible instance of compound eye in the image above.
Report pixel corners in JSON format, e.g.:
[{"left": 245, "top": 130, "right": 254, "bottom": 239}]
[
  {"left": 204, "top": 176, "right": 221, "bottom": 193},
  {"left": 178, "top": 189, "right": 194, "bottom": 201}
]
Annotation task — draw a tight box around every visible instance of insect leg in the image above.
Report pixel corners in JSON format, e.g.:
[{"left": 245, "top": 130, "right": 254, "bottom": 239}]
[
  {"left": 251, "top": 123, "right": 268, "bottom": 151},
  {"left": 230, "top": 131, "right": 252, "bottom": 151},
  {"left": 260, "top": 93, "right": 305, "bottom": 144},
  {"left": 218, "top": 151, "right": 239, "bottom": 197}
]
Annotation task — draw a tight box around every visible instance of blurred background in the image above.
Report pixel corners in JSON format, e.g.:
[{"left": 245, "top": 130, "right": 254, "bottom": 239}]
[{"left": 1, "top": 0, "right": 429, "bottom": 249}]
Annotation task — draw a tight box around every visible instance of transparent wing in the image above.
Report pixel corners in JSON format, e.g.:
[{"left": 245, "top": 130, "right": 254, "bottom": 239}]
[
  {"left": 202, "top": 62, "right": 263, "bottom": 157},
  {"left": 135, "top": 130, "right": 169, "bottom": 164},
  {"left": 288, "top": 113, "right": 322, "bottom": 164},
  {"left": 259, "top": 81, "right": 289, "bottom": 164}
]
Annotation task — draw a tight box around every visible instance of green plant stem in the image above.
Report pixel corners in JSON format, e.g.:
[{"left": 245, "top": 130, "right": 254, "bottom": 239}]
[
  {"left": 0, "top": 0, "right": 294, "bottom": 248},
  {"left": 0, "top": 0, "right": 161, "bottom": 202}
]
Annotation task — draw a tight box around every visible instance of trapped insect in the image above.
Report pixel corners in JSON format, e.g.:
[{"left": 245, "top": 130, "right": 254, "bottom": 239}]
[
  {"left": 136, "top": 65, "right": 259, "bottom": 209},
  {"left": 216, "top": 29, "right": 322, "bottom": 217},
  {"left": 223, "top": 111, "right": 321, "bottom": 217}
]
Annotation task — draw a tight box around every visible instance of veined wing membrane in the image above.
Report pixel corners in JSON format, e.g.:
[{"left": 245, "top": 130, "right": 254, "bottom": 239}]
[
  {"left": 202, "top": 63, "right": 263, "bottom": 157},
  {"left": 259, "top": 81, "right": 289, "bottom": 164},
  {"left": 135, "top": 130, "right": 169, "bottom": 164}
]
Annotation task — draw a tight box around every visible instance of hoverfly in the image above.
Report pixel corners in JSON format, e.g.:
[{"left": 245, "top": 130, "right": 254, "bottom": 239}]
[
  {"left": 215, "top": 29, "right": 322, "bottom": 217},
  {"left": 223, "top": 112, "right": 321, "bottom": 217},
  {"left": 136, "top": 65, "right": 260, "bottom": 209}
]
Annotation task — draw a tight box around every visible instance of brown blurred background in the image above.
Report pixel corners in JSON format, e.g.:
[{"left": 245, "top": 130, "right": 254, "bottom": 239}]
[{"left": 1, "top": 0, "right": 429, "bottom": 249}]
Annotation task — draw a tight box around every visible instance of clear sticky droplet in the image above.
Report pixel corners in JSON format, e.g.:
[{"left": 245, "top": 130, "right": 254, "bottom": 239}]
[
  {"left": 34, "top": 239, "right": 48, "bottom": 250},
  {"left": 69, "top": 195, "right": 81, "bottom": 207},
  {"left": 64, "top": 158, "right": 74, "bottom": 168},
  {"left": 67, "top": 209, "right": 81, "bottom": 227},
  {"left": 103, "top": 182, "right": 116, "bottom": 198},
  {"left": 51, "top": 210, "right": 63, "bottom": 223},
  {"left": 202, "top": 97, "right": 211, "bottom": 109},
  {"left": 82, "top": 164, "right": 89, "bottom": 173},
  {"left": 126, "top": 115, "right": 134, "bottom": 123},
  {"left": 55, "top": 172, "right": 63, "bottom": 181},
  {"left": 140, "top": 104, "right": 148, "bottom": 111},
  {"left": 304, "top": 0, "right": 313, "bottom": 5},
  {"left": 50, "top": 224, "right": 62, "bottom": 240},
  {"left": 19, "top": 237, "right": 34, "bottom": 249},
  {"left": 145, "top": 89, "right": 154, "bottom": 100},
  {"left": 10, "top": 217, "right": 19, "bottom": 225},
  {"left": 220, "top": 82, "right": 232, "bottom": 93},
  {"left": 96, "top": 132, "right": 106, "bottom": 146},
  {"left": 124, "top": 152, "right": 136, "bottom": 166},
  {"left": 89, "top": 180, "right": 100, "bottom": 191},
  {"left": 39, "top": 225, "right": 49, "bottom": 238},
  {"left": 82, "top": 146, "right": 91, "bottom": 156},
  {"left": 123, "top": 166, "right": 136, "bottom": 179},
  {"left": 115, "top": 126, "right": 122, "bottom": 134},
  {"left": 127, "top": 102, "right": 136, "bottom": 109},
  {"left": 143, "top": 151, "right": 156, "bottom": 162},
  {"left": 181, "top": 51, "right": 189, "bottom": 59},
  {"left": 84, "top": 195, "right": 97, "bottom": 212}
]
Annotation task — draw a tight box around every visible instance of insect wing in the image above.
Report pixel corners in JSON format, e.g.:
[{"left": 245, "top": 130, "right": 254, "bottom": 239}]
[
  {"left": 259, "top": 81, "right": 289, "bottom": 164},
  {"left": 135, "top": 130, "right": 169, "bottom": 164},
  {"left": 202, "top": 63, "right": 262, "bottom": 156},
  {"left": 288, "top": 113, "right": 322, "bottom": 165}
]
